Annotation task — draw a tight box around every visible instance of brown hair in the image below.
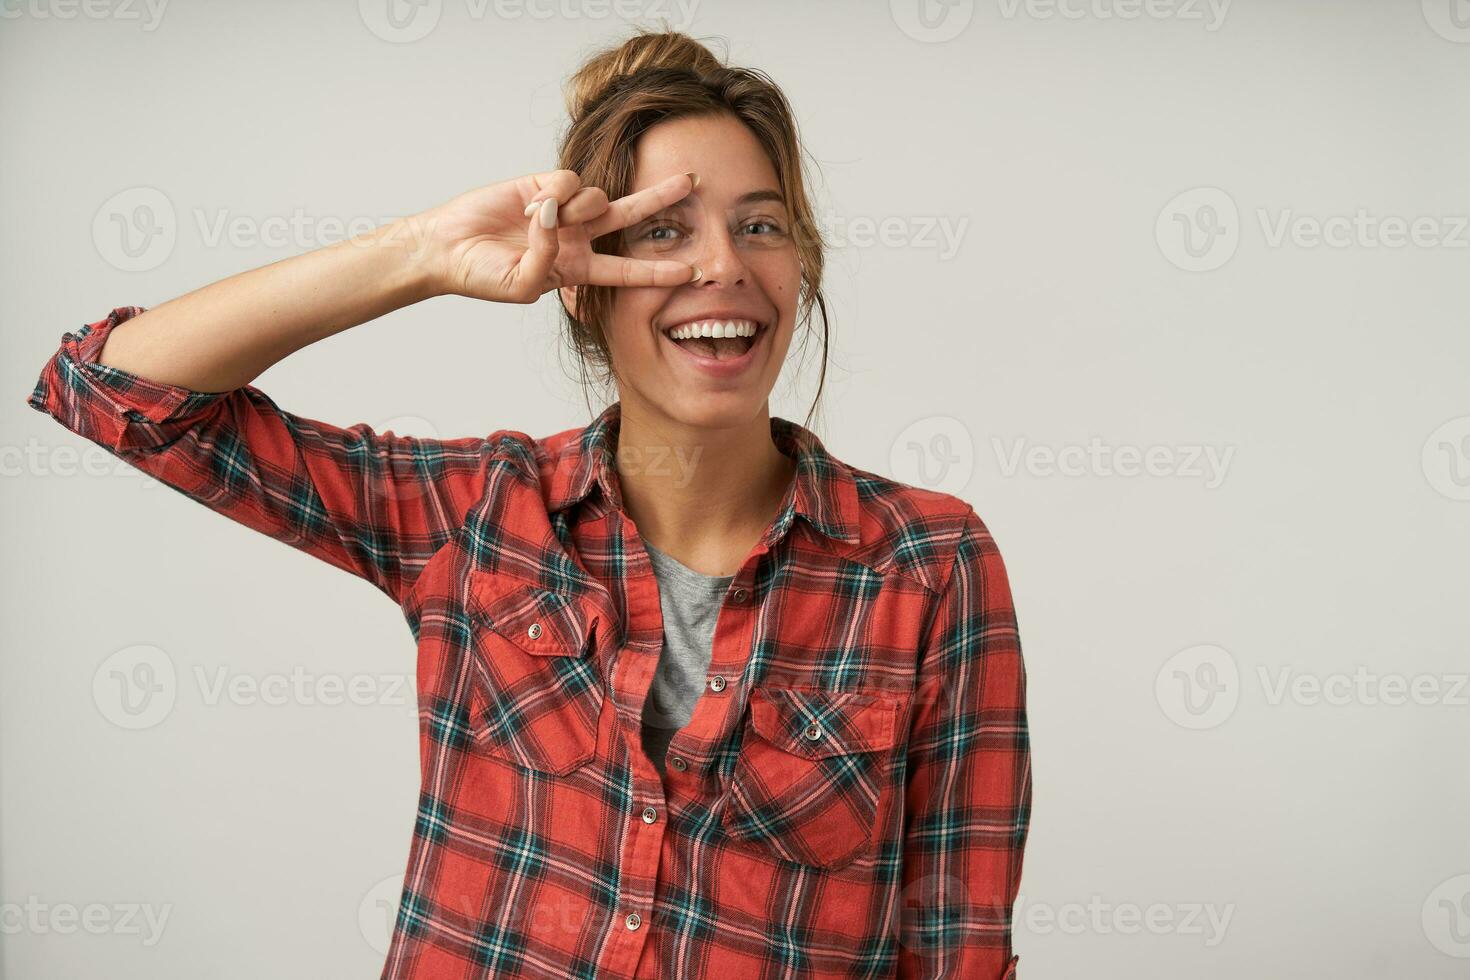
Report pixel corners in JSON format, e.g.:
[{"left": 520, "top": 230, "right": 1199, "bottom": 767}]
[{"left": 555, "top": 26, "right": 831, "bottom": 429}]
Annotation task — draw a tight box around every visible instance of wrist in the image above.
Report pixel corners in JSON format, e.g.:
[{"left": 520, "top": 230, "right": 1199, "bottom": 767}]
[{"left": 359, "top": 213, "right": 447, "bottom": 305}]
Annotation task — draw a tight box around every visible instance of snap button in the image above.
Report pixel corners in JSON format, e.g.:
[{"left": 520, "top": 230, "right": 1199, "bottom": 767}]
[
  {"left": 709, "top": 675, "right": 727, "bottom": 692},
  {"left": 803, "top": 722, "right": 823, "bottom": 741},
  {"left": 625, "top": 912, "right": 641, "bottom": 930},
  {"left": 526, "top": 622, "right": 542, "bottom": 639},
  {"left": 731, "top": 587, "right": 748, "bottom": 603},
  {"left": 669, "top": 755, "right": 687, "bottom": 771},
  {"left": 641, "top": 806, "right": 658, "bottom": 824}
]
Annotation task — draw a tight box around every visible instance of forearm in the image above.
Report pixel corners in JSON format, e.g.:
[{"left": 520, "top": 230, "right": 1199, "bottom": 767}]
[{"left": 96, "top": 216, "right": 439, "bottom": 392}]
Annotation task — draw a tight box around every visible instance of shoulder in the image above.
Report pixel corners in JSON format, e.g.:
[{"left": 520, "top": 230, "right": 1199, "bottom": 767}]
[
  {"left": 478, "top": 422, "right": 580, "bottom": 476},
  {"left": 842, "top": 460, "right": 1005, "bottom": 597}
]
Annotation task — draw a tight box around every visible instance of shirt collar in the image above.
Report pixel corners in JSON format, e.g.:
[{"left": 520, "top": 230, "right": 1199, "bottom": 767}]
[{"left": 545, "top": 400, "right": 861, "bottom": 548}]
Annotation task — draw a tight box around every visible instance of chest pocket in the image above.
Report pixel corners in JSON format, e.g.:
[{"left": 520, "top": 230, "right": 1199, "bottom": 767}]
[
  {"left": 720, "top": 686, "right": 906, "bottom": 871},
  {"left": 465, "top": 579, "right": 604, "bottom": 777}
]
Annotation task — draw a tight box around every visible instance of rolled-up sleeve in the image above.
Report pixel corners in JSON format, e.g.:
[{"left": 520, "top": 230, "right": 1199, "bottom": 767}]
[
  {"left": 899, "top": 505, "right": 1032, "bottom": 979},
  {"left": 24, "top": 305, "right": 494, "bottom": 605}
]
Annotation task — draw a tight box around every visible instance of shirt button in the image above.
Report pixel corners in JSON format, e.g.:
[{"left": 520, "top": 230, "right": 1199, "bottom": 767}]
[
  {"left": 668, "top": 755, "right": 687, "bottom": 772},
  {"left": 625, "top": 912, "right": 642, "bottom": 930},
  {"left": 803, "top": 722, "right": 823, "bottom": 741},
  {"left": 731, "top": 587, "right": 748, "bottom": 603},
  {"left": 526, "top": 622, "right": 542, "bottom": 639},
  {"left": 641, "top": 806, "right": 658, "bottom": 824},
  {"left": 708, "top": 675, "right": 726, "bottom": 693}
]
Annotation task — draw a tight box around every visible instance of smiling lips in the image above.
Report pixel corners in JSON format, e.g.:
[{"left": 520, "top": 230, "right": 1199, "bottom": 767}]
[
  {"left": 662, "top": 317, "right": 767, "bottom": 368},
  {"left": 663, "top": 318, "right": 763, "bottom": 342}
]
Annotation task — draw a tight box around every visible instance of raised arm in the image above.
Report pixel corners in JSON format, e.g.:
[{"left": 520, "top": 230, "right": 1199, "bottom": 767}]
[
  {"left": 24, "top": 170, "right": 701, "bottom": 605},
  {"left": 899, "top": 506, "right": 1032, "bottom": 979}
]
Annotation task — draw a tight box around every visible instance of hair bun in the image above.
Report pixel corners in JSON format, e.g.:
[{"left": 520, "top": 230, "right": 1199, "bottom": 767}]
[{"left": 565, "top": 28, "right": 726, "bottom": 120}]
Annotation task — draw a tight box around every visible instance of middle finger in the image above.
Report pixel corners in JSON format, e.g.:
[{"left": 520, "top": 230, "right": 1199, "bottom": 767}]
[{"left": 582, "top": 172, "right": 698, "bottom": 240}]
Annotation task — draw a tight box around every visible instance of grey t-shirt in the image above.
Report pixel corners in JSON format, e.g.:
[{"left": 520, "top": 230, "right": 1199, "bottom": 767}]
[{"left": 639, "top": 536, "right": 734, "bottom": 776}]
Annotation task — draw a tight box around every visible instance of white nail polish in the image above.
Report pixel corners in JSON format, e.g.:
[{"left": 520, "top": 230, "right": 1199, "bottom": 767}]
[
  {"left": 524, "top": 200, "right": 542, "bottom": 217},
  {"left": 540, "top": 197, "right": 558, "bottom": 230}
]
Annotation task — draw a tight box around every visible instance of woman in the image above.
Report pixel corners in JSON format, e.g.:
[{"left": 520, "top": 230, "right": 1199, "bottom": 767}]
[{"left": 26, "top": 28, "right": 1031, "bottom": 980}]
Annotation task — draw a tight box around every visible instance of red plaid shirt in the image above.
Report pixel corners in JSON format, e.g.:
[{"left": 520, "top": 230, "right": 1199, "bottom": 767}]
[{"left": 27, "top": 306, "right": 1032, "bottom": 979}]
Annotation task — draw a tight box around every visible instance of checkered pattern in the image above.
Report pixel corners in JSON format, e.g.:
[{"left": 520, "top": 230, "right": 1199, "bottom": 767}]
[{"left": 27, "top": 306, "right": 1032, "bottom": 979}]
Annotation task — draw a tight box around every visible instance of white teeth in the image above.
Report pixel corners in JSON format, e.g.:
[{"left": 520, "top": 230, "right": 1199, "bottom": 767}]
[{"left": 666, "top": 319, "right": 761, "bottom": 340}]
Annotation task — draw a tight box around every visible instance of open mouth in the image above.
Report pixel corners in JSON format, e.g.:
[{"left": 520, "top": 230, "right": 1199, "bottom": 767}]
[{"left": 660, "top": 318, "right": 767, "bottom": 361}]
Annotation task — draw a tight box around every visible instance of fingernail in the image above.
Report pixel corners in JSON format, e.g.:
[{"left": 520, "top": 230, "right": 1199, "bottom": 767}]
[
  {"left": 689, "top": 265, "right": 703, "bottom": 282},
  {"left": 685, "top": 171, "right": 699, "bottom": 189},
  {"left": 523, "top": 200, "right": 543, "bottom": 217},
  {"left": 539, "top": 197, "right": 558, "bottom": 229}
]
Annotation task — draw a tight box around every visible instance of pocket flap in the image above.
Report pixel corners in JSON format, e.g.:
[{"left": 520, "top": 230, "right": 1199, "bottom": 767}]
[
  {"left": 469, "top": 578, "right": 598, "bottom": 658},
  {"left": 748, "top": 687, "right": 903, "bottom": 759}
]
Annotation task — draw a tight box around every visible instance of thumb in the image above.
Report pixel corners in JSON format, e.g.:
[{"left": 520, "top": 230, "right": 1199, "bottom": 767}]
[{"left": 515, "top": 196, "right": 561, "bottom": 297}]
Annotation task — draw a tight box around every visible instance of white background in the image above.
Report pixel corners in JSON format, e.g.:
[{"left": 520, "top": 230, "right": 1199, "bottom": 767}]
[{"left": 3, "top": 1, "right": 1468, "bottom": 977}]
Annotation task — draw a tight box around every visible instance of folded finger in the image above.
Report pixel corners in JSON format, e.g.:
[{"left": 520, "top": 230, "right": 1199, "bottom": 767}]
[
  {"left": 521, "top": 169, "right": 583, "bottom": 216},
  {"left": 556, "top": 185, "right": 610, "bottom": 227}
]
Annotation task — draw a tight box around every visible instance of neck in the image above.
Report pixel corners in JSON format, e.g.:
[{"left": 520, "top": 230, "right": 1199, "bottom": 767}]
[{"left": 613, "top": 399, "right": 797, "bottom": 577}]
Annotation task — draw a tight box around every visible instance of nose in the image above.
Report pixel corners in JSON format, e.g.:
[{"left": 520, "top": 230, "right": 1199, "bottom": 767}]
[{"left": 690, "top": 222, "right": 748, "bottom": 287}]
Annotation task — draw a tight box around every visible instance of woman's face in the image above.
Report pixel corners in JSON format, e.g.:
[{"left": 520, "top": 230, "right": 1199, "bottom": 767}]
[{"left": 571, "top": 113, "right": 802, "bottom": 431}]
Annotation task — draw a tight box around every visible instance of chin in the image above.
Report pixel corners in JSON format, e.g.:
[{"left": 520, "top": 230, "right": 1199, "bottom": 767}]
[{"left": 659, "top": 389, "right": 772, "bottom": 430}]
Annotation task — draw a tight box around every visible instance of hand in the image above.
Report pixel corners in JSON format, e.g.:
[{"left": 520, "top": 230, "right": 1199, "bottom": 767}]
[{"left": 400, "top": 169, "right": 700, "bottom": 303}]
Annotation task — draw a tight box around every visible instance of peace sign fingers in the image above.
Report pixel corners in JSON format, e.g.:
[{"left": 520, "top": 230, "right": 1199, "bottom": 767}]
[{"left": 581, "top": 171, "right": 698, "bottom": 242}]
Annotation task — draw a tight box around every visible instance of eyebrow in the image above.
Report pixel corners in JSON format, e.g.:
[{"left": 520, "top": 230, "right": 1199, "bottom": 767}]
[
  {"left": 660, "top": 188, "right": 786, "bottom": 211},
  {"left": 734, "top": 189, "right": 786, "bottom": 207}
]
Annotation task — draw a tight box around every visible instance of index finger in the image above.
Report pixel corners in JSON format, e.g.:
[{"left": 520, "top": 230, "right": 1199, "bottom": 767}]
[
  {"left": 583, "top": 253, "right": 702, "bottom": 289},
  {"left": 582, "top": 172, "right": 697, "bottom": 240}
]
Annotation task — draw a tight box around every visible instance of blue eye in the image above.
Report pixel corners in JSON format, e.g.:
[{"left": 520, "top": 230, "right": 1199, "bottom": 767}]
[{"left": 645, "top": 223, "right": 682, "bottom": 241}]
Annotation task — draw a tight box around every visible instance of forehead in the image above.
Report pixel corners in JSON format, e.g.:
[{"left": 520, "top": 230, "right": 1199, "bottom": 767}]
[{"left": 629, "top": 113, "right": 782, "bottom": 201}]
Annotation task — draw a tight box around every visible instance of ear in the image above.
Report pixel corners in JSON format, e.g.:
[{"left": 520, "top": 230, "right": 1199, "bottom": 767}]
[{"left": 558, "top": 284, "right": 580, "bottom": 320}]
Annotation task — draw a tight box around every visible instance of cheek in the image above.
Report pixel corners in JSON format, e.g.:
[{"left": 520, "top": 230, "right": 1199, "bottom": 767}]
[
  {"left": 751, "top": 254, "right": 802, "bottom": 306},
  {"left": 605, "top": 288, "right": 668, "bottom": 357}
]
